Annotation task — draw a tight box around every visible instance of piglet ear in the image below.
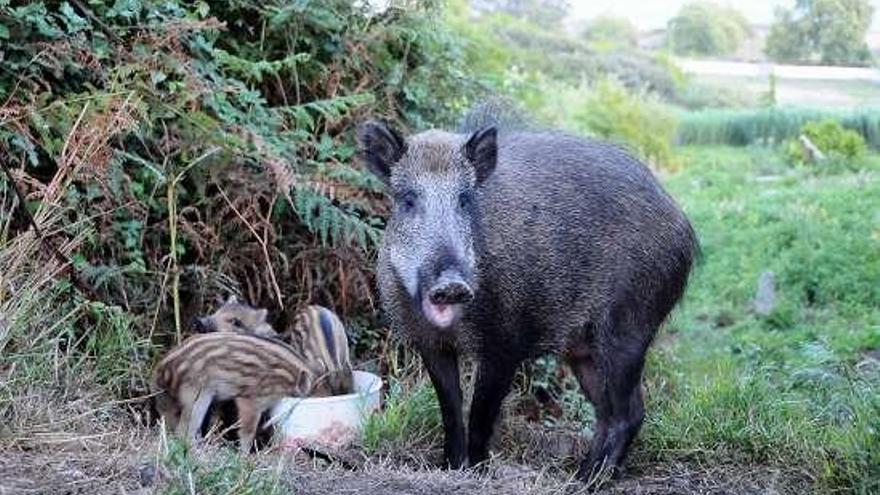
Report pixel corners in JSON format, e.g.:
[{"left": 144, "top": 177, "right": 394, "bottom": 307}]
[
  {"left": 464, "top": 126, "right": 497, "bottom": 184},
  {"left": 357, "top": 120, "right": 406, "bottom": 185},
  {"left": 256, "top": 308, "right": 268, "bottom": 322},
  {"left": 226, "top": 295, "right": 239, "bottom": 305}
]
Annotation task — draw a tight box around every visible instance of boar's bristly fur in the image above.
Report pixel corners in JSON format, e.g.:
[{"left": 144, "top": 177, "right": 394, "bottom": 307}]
[{"left": 357, "top": 105, "right": 698, "bottom": 482}]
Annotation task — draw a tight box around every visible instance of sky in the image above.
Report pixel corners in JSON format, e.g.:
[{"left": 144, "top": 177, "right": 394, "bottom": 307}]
[{"left": 567, "top": 0, "right": 880, "bottom": 31}]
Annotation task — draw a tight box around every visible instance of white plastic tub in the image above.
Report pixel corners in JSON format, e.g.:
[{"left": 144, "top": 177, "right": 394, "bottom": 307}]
[{"left": 267, "top": 370, "right": 382, "bottom": 449}]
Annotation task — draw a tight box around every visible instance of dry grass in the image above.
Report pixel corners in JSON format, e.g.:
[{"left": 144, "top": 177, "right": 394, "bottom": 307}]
[
  {"left": 0, "top": 418, "right": 813, "bottom": 495},
  {"left": 0, "top": 425, "right": 152, "bottom": 495}
]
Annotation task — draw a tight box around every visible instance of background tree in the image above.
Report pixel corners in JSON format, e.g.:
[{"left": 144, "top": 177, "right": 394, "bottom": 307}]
[
  {"left": 470, "top": 0, "right": 570, "bottom": 27},
  {"left": 582, "top": 15, "right": 639, "bottom": 50},
  {"left": 667, "top": 2, "right": 750, "bottom": 57},
  {"left": 765, "top": 0, "right": 874, "bottom": 66},
  {"left": 764, "top": 8, "right": 811, "bottom": 63}
]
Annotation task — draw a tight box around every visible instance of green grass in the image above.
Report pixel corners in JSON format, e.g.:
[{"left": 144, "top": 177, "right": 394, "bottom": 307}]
[
  {"left": 160, "top": 439, "right": 285, "bottom": 495},
  {"left": 638, "top": 146, "right": 880, "bottom": 493},
  {"left": 361, "top": 377, "right": 442, "bottom": 454},
  {"left": 677, "top": 107, "right": 880, "bottom": 149}
]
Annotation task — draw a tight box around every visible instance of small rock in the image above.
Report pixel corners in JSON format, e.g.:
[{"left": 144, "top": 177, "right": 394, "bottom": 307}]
[
  {"left": 753, "top": 271, "right": 776, "bottom": 316},
  {"left": 856, "top": 350, "right": 880, "bottom": 376},
  {"left": 138, "top": 463, "right": 158, "bottom": 487}
]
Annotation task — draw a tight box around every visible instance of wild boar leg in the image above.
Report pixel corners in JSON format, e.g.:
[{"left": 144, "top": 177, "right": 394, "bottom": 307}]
[
  {"left": 571, "top": 321, "right": 649, "bottom": 482},
  {"left": 420, "top": 346, "right": 465, "bottom": 468},
  {"left": 466, "top": 356, "right": 518, "bottom": 467},
  {"left": 235, "top": 397, "right": 261, "bottom": 455},
  {"left": 186, "top": 388, "right": 215, "bottom": 443}
]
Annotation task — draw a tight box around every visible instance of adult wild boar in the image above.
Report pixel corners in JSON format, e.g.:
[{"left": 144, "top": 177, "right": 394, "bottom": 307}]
[{"left": 356, "top": 107, "right": 697, "bottom": 480}]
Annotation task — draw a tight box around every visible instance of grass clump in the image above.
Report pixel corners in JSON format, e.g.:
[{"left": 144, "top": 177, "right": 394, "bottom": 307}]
[
  {"left": 160, "top": 439, "right": 285, "bottom": 495},
  {"left": 361, "top": 377, "right": 441, "bottom": 455}
]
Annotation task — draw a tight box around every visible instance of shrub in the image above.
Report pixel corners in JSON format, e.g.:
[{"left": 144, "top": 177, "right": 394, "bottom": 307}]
[
  {"left": 802, "top": 119, "right": 867, "bottom": 158},
  {"left": 582, "top": 15, "right": 639, "bottom": 50},
  {"left": 593, "top": 51, "right": 683, "bottom": 100},
  {"left": 573, "top": 77, "right": 679, "bottom": 168},
  {"left": 530, "top": 77, "right": 678, "bottom": 168},
  {"left": 785, "top": 119, "right": 867, "bottom": 166},
  {"left": 0, "top": 0, "right": 479, "bottom": 400}
]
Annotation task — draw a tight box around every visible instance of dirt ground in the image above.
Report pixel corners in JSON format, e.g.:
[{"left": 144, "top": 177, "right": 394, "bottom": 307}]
[{"left": 0, "top": 421, "right": 811, "bottom": 495}]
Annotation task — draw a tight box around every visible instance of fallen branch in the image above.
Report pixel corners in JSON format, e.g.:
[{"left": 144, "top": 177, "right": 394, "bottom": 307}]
[{"left": 799, "top": 134, "right": 825, "bottom": 163}]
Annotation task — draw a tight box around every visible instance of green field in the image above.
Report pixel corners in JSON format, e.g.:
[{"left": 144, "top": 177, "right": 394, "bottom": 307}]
[{"left": 645, "top": 146, "right": 880, "bottom": 492}]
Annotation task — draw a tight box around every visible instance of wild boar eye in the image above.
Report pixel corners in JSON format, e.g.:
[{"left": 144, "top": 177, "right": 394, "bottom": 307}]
[
  {"left": 231, "top": 318, "right": 244, "bottom": 328},
  {"left": 458, "top": 191, "right": 474, "bottom": 210},
  {"left": 396, "top": 191, "right": 417, "bottom": 213}
]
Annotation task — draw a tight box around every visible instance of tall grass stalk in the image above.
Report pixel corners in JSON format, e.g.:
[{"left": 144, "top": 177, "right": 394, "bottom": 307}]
[{"left": 677, "top": 107, "right": 880, "bottom": 148}]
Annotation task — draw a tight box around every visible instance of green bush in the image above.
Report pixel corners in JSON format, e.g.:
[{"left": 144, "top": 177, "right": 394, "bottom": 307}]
[
  {"left": 523, "top": 76, "right": 678, "bottom": 167},
  {"left": 0, "top": 0, "right": 479, "bottom": 396},
  {"left": 802, "top": 119, "right": 867, "bottom": 158},
  {"left": 785, "top": 119, "right": 867, "bottom": 166},
  {"left": 582, "top": 15, "right": 639, "bottom": 50},
  {"left": 573, "top": 77, "right": 679, "bottom": 168},
  {"left": 593, "top": 51, "right": 683, "bottom": 100}
]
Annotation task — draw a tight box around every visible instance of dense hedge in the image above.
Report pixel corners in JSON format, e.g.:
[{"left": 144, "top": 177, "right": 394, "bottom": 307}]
[{"left": 0, "top": 0, "right": 478, "bottom": 393}]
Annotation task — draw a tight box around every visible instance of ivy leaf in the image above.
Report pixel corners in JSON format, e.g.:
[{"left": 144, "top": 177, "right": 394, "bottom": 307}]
[{"left": 0, "top": 23, "right": 9, "bottom": 40}]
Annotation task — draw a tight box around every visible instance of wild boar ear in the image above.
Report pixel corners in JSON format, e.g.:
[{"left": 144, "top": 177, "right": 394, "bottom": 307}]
[
  {"left": 464, "top": 126, "right": 497, "bottom": 184},
  {"left": 226, "top": 295, "right": 239, "bottom": 305},
  {"left": 357, "top": 120, "right": 405, "bottom": 185}
]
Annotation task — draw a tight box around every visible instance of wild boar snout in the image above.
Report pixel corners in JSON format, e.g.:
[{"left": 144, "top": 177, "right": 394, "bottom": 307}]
[{"left": 428, "top": 269, "right": 474, "bottom": 305}]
